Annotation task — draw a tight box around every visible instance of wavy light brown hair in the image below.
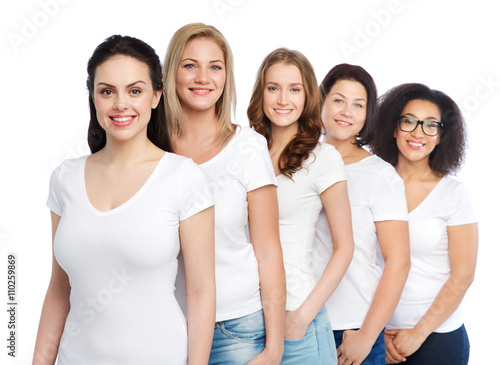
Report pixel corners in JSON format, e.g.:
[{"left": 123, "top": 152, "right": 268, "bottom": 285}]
[
  {"left": 370, "top": 83, "right": 467, "bottom": 175},
  {"left": 162, "top": 23, "right": 236, "bottom": 148},
  {"left": 247, "top": 48, "right": 322, "bottom": 179}
]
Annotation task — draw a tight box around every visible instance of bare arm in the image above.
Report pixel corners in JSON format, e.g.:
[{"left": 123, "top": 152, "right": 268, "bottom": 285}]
[
  {"left": 247, "top": 185, "right": 286, "bottom": 365},
  {"left": 338, "top": 220, "right": 410, "bottom": 365},
  {"left": 33, "top": 212, "right": 70, "bottom": 365},
  {"left": 387, "top": 223, "right": 478, "bottom": 359},
  {"left": 286, "top": 180, "right": 354, "bottom": 340},
  {"left": 181, "top": 206, "right": 216, "bottom": 365}
]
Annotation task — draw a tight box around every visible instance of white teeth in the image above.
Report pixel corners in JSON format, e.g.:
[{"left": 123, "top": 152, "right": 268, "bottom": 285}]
[
  {"left": 112, "top": 117, "right": 134, "bottom": 123},
  {"left": 336, "top": 120, "right": 350, "bottom": 126},
  {"left": 275, "top": 109, "right": 292, "bottom": 114},
  {"left": 408, "top": 141, "right": 424, "bottom": 147},
  {"left": 192, "top": 89, "right": 210, "bottom": 93}
]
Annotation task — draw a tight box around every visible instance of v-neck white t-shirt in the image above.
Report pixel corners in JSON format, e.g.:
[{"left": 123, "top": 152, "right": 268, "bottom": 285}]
[
  {"left": 387, "top": 175, "right": 477, "bottom": 333},
  {"left": 47, "top": 152, "right": 213, "bottom": 364},
  {"left": 313, "top": 155, "right": 408, "bottom": 329},
  {"left": 277, "top": 142, "right": 346, "bottom": 311}
]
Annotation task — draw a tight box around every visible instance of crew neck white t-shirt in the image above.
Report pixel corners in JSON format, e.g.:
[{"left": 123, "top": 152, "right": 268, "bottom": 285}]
[
  {"left": 387, "top": 175, "right": 477, "bottom": 333},
  {"left": 277, "top": 142, "right": 346, "bottom": 311},
  {"left": 47, "top": 152, "right": 213, "bottom": 365},
  {"left": 313, "top": 155, "right": 408, "bottom": 329},
  {"left": 176, "top": 126, "right": 277, "bottom": 322}
]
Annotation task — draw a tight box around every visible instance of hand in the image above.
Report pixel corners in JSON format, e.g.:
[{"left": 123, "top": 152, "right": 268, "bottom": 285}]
[
  {"left": 284, "top": 310, "right": 310, "bottom": 340},
  {"left": 337, "top": 329, "right": 373, "bottom": 365},
  {"left": 247, "top": 347, "right": 283, "bottom": 365},
  {"left": 386, "top": 328, "right": 426, "bottom": 358},
  {"left": 384, "top": 332, "right": 406, "bottom": 364}
]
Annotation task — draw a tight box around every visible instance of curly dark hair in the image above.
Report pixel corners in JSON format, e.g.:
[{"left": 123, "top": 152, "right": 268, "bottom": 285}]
[
  {"left": 247, "top": 48, "right": 322, "bottom": 179},
  {"left": 319, "top": 63, "right": 377, "bottom": 147},
  {"left": 370, "top": 83, "right": 467, "bottom": 175},
  {"left": 86, "top": 34, "right": 171, "bottom": 153}
]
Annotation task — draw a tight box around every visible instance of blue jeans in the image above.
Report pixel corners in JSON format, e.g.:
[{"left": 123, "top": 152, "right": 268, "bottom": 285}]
[
  {"left": 209, "top": 309, "right": 266, "bottom": 365},
  {"left": 281, "top": 306, "right": 337, "bottom": 364},
  {"left": 334, "top": 329, "right": 385, "bottom": 365},
  {"left": 394, "top": 324, "right": 470, "bottom": 365}
]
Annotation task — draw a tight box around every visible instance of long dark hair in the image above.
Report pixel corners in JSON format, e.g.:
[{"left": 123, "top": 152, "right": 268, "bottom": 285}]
[
  {"left": 370, "top": 83, "right": 466, "bottom": 175},
  {"left": 319, "top": 63, "right": 377, "bottom": 147},
  {"left": 86, "top": 35, "right": 171, "bottom": 153},
  {"left": 247, "top": 48, "right": 322, "bottom": 179}
]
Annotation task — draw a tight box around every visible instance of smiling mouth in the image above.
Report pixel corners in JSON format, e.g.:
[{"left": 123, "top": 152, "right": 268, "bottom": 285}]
[
  {"left": 110, "top": 116, "right": 135, "bottom": 123},
  {"left": 335, "top": 120, "right": 351, "bottom": 126},
  {"left": 275, "top": 109, "right": 292, "bottom": 115},
  {"left": 408, "top": 141, "right": 425, "bottom": 148},
  {"left": 190, "top": 88, "right": 212, "bottom": 94}
]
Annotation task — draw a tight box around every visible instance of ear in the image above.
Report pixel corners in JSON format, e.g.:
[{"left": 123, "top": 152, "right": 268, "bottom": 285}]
[{"left": 152, "top": 90, "right": 162, "bottom": 109}]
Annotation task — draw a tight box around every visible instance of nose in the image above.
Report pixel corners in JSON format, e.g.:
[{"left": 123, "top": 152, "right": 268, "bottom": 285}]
[
  {"left": 278, "top": 90, "right": 288, "bottom": 105},
  {"left": 113, "top": 92, "right": 128, "bottom": 111},
  {"left": 195, "top": 67, "right": 209, "bottom": 84},
  {"left": 411, "top": 122, "right": 425, "bottom": 138},
  {"left": 340, "top": 104, "right": 353, "bottom": 117}
]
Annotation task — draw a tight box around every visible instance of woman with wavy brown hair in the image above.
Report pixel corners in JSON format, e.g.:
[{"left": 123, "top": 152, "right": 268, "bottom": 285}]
[{"left": 248, "top": 48, "right": 354, "bottom": 364}]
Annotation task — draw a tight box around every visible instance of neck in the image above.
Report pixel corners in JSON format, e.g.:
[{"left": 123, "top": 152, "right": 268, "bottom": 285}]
[
  {"left": 100, "top": 132, "right": 156, "bottom": 166},
  {"left": 269, "top": 123, "right": 299, "bottom": 156},
  {"left": 178, "top": 105, "right": 219, "bottom": 144},
  {"left": 325, "top": 134, "right": 369, "bottom": 164},
  {"left": 395, "top": 155, "right": 438, "bottom": 181}
]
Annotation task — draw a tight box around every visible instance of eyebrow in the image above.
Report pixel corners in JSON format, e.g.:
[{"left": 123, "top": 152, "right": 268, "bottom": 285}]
[
  {"left": 265, "top": 81, "right": 304, "bottom": 87},
  {"left": 332, "top": 92, "right": 366, "bottom": 102},
  {"left": 403, "top": 113, "right": 439, "bottom": 120},
  {"left": 181, "top": 57, "right": 225, "bottom": 64},
  {"left": 96, "top": 81, "right": 147, "bottom": 88}
]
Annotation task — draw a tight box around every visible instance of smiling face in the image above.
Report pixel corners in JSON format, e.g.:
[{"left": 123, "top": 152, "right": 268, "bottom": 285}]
[
  {"left": 263, "top": 62, "right": 305, "bottom": 132},
  {"left": 395, "top": 99, "right": 442, "bottom": 165},
  {"left": 321, "top": 79, "right": 367, "bottom": 146},
  {"left": 175, "top": 38, "right": 226, "bottom": 114},
  {"left": 92, "top": 55, "right": 161, "bottom": 143}
]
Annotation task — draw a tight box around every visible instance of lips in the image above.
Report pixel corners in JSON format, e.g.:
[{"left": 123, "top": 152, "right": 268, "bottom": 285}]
[
  {"left": 407, "top": 140, "right": 425, "bottom": 149},
  {"left": 335, "top": 119, "right": 352, "bottom": 127},
  {"left": 190, "top": 88, "right": 212, "bottom": 95},
  {"left": 109, "top": 115, "right": 135, "bottom": 127},
  {"left": 274, "top": 109, "right": 292, "bottom": 115}
]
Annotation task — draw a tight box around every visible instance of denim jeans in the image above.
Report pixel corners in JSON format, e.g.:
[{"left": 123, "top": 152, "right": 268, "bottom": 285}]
[
  {"left": 281, "top": 306, "right": 337, "bottom": 364},
  {"left": 209, "top": 309, "right": 266, "bottom": 365},
  {"left": 394, "top": 324, "right": 470, "bottom": 365},
  {"left": 334, "top": 328, "right": 385, "bottom": 365}
]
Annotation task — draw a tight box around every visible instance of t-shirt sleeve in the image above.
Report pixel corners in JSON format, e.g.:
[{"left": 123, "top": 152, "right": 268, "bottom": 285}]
[
  {"left": 371, "top": 167, "right": 408, "bottom": 222},
  {"left": 46, "top": 164, "right": 63, "bottom": 216},
  {"left": 313, "top": 145, "right": 347, "bottom": 194},
  {"left": 447, "top": 180, "right": 477, "bottom": 226},
  {"left": 241, "top": 130, "right": 277, "bottom": 192},
  {"left": 178, "top": 159, "right": 215, "bottom": 221}
]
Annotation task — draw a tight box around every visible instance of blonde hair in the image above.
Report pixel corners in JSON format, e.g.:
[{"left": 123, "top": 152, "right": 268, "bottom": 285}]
[{"left": 162, "top": 23, "right": 236, "bottom": 147}]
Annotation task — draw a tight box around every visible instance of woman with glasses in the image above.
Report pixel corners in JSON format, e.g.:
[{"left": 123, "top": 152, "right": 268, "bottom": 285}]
[{"left": 370, "top": 83, "right": 478, "bottom": 365}]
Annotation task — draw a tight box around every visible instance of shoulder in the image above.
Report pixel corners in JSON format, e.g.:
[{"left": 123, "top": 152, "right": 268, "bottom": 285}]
[
  {"left": 311, "top": 142, "right": 343, "bottom": 165},
  {"left": 231, "top": 125, "right": 268, "bottom": 147},
  {"left": 51, "top": 155, "right": 88, "bottom": 180}
]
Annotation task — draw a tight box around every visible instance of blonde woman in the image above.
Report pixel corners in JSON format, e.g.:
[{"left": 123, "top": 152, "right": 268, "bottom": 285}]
[{"left": 163, "top": 23, "right": 286, "bottom": 365}]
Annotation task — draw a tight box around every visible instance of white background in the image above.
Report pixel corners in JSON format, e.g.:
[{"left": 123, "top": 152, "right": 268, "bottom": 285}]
[{"left": 1, "top": 0, "right": 498, "bottom": 364}]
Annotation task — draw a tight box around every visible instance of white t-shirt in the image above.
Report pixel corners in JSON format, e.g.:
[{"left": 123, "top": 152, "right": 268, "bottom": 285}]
[
  {"left": 277, "top": 142, "right": 346, "bottom": 311},
  {"left": 313, "top": 155, "right": 408, "bottom": 329},
  {"left": 47, "top": 152, "right": 213, "bottom": 365},
  {"left": 176, "top": 126, "right": 277, "bottom": 322},
  {"left": 387, "top": 175, "right": 477, "bottom": 333}
]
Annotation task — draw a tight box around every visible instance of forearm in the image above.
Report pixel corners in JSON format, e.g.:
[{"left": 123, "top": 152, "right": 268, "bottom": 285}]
[
  {"left": 258, "top": 251, "right": 286, "bottom": 354},
  {"left": 299, "top": 243, "right": 352, "bottom": 324},
  {"left": 413, "top": 274, "right": 473, "bottom": 338},
  {"left": 32, "top": 289, "right": 70, "bottom": 365},
  {"left": 186, "top": 287, "right": 216, "bottom": 365},
  {"left": 359, "top": 257, "right": 410, "bottom": 342}
]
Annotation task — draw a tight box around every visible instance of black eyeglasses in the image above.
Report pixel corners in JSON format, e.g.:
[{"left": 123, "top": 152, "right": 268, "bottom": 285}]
[{"left": 398, "top": 116, "right": 443, "bottom": 136}]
